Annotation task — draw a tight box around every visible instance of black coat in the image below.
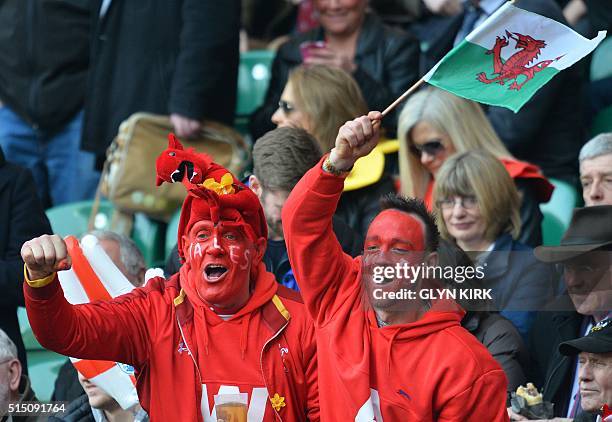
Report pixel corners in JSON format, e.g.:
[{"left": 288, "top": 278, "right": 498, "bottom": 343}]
[
  {"left": 463, "top": 312, "right": 528, "bottom": 397},
  {"left": 528, "top": 296, "right": 585, "bottom": 417},
  {"left": 413, "top": 0, "right": 585, "bottom": 183},
  {"left": 82, "top": 0, "right": 240, "bottom": 160},
  {"left": 0, "top": 147, "right": 52, "bottom": 371},
  {"left": 0, "top": 0, "right": 90, "bottom": 132},
  {"left": 249, "top": 13, "right": 420, "bottom": 141}
]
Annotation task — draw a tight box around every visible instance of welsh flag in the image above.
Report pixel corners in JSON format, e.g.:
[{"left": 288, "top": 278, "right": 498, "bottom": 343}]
[
  {"left": 57, "top": 235, "right": 140, "bottom": 410},
  {"left": 424, "top": 2, "right": 607, "bottom": 112}
]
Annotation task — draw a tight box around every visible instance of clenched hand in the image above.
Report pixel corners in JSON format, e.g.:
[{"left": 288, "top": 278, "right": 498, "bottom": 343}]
[{"left": 21, "top": 234, "right": 71, "bottom": 281}]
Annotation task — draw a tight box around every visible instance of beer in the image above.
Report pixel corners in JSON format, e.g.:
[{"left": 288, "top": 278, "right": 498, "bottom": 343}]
[{"left": 216, "top": 402, "right": 247, "bottom": 422}]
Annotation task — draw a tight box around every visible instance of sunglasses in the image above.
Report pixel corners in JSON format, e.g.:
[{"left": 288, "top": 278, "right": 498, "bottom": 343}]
[
  {"left": 278, "top": 99, "right": 296, "bottom": 114},
  {"left": 409, "top": 140, "right": 445, "bottom": 158}
]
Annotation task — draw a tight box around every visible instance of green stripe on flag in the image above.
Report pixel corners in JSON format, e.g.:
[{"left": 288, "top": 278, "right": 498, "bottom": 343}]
[{"left": 426, "top": 40, "right": 559, "bottom": 113}]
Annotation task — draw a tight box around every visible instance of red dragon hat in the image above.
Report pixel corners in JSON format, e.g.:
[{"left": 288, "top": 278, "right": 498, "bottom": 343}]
[{"left": 155, "top": 133, "right": 267, "bottom": 261}]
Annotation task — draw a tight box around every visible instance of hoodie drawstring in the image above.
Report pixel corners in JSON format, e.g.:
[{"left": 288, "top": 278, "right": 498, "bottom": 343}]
[
  {"left": 240, "top": 313, "right": 251, "bottom": 360},
  {"left": 386, "top": 330, "right": 400, "bottom": 376},
  {"left": 199, "top": 307, "right": 210, "bottom": 356}
]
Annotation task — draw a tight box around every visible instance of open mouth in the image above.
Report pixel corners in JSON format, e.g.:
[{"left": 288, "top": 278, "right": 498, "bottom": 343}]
[
  {"left": 204, "top": 264, "right": 228, "bottom": 282},
  {"left": 170, "top": 161, "right": 195, "bottom": 183}
]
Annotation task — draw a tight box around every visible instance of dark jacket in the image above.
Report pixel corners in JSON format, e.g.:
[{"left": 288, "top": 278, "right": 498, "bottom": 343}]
[
  {"left": 0, "top": 146, "right": 52, "bottom": 371},
  {"left": 264, "top": 215, "right": 364, "bottom": 290},
  {"left": 516, "top": 178, "right": 544, "bottom": 247},
  {"left": 48, "top": 394, "right": 94, "bottom": 422},
  {"left": 51, "top": 360, "right": 85, "bottom": 403},
  {"left": 336, "top": 174, "right": 396, "bottom": 237},
  {"left": 528, "top": 298, "right": 585, "bottom": 417},
  {"left": 463, "top": 312, "right": 528, "bottom": 397},
  {"left": 415, "top": 0, "right": 585, "bottom": 182},
  {"left": 249, "top": 13, "right": 420, "bottom": 140},
  {"left": 82, "top": 0, "right": 240, "bottom": 159},
  {"left": 0, "top": 0, "right": 90, "bottom": 132},
  {"left": 478, "top": 234, "right": 555, "bottom": 340}
]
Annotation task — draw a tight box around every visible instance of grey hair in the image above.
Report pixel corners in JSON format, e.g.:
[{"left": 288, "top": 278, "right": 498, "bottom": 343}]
[
  {"left": 0, "top": 329, "right": 17, "bottom": 361},
  {"left": 88, "top": 230, "right": 146, "bottom": 283},
  {"left": 579, "top": 133, "right": 612, "bottom": 162}
]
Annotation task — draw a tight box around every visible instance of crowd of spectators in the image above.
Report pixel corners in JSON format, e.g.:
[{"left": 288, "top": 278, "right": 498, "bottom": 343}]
[{"left": 1, "top": 0, "right": 611, "bottom": 420}]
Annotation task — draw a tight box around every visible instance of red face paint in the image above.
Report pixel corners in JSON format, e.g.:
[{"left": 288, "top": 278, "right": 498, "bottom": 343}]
[
  {"left": 184, "top": 219, "right": 258, "bottom": 312},
  {"left": 362, "top": 209, "right": 429, "bottom": 310}
]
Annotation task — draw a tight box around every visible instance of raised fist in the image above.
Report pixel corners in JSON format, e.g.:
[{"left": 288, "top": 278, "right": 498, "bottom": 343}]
[
  {"left": 21, "top": 234, "right": 71, "bottom": 281},
  {"left": 328, "top": 112, "right": 382, "bottom": 171}
]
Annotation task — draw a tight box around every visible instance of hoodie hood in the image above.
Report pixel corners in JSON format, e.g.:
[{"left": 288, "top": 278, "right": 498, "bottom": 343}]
[
  {"left": 367, "top": 299, "right": 465, "bottom": 374},
  {"left": 179, "top": 261, "right": 279, "bottom": 360}
]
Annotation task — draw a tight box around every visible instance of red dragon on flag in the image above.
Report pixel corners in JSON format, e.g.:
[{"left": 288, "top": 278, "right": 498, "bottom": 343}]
[{"left": 476, "top": 30, "right": 562, "bottom": 91}]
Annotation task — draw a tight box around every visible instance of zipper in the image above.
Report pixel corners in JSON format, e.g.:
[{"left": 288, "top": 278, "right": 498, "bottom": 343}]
[
  {"left": 260, "top": 320, "right": 290, "bottom": 421},
  {"left": 176, "top": 315, "right": 203, "bottom": 384}
]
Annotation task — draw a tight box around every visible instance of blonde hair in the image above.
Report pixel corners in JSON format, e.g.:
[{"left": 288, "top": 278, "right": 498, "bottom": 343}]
[
  {"left": 397, "top": 87, "right": 513, "bottom": 198},
  {"left": 289, "top": 65, "right": 368, "bottom": 152},
  {"left": 433, "top": 150, "right": 521, "bottom": 242}
]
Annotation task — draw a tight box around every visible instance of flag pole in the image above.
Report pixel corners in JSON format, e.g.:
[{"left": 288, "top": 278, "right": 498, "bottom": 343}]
[{"left": 380, "top": 77, "right": 426, "bottom": 118}]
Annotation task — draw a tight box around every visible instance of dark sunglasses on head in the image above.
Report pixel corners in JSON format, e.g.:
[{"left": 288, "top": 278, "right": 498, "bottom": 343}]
[
  {"left": 409, "top": 139, "right": 445, "bottom": 158},
  {"left": 278, "top": 99, "right": 295, "bottom": 114}
]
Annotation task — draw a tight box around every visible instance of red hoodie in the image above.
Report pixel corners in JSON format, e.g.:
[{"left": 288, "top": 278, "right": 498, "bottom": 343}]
[
  {"left": 283, "top": 157, "right": 510, "bottom": 421},
  {"left": 24, "top": 264, "right": 319, "bottom": 422}
]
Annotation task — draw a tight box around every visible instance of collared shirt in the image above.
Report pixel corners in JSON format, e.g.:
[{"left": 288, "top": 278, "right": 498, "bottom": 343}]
[
  {"left": 567, "top": 317, "right": 594, "bottom": 417},
  {"left": 92, "top": 407, "right": 149, "bottom": 422}
]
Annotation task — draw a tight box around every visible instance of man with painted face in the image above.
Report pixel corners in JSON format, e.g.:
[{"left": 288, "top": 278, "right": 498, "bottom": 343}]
[
  {"left": 282, "top": 112, "right": 509, "bottom": 421},
  {"left": 19, "top": 136, "right": 319, "bottom": 422}
]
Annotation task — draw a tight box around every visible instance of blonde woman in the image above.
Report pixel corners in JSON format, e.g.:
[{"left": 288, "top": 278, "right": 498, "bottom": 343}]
[
  {"left": 398, "top": 87, "right": 553, "bottom": 247},
  {"left": 271, "top": 65, "right": 395, "bottom": 235},
  {"left": 272, "top": 64, "right": 367, "bottom": 153},
  {"left": 433, "top": 150, "right": 554, "bottom": 339}
]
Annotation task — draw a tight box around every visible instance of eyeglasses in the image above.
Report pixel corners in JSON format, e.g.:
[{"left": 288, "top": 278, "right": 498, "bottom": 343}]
[
  {"left": 409, "top": 139, "right": 445, "bottom": 158},
  {"left": 278, "top": 99, "right": 296, "bottom": 114},
  {"left": 436, "top": 196, "right": 479, "bottom": 210}
]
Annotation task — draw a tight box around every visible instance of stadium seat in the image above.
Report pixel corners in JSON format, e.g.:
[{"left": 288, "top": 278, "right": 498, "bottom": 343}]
[
  {"left": 591, "top": 104, "right": 612, "bottom": 137},
  {"left": 540, "top": 178, "right": 579, "bottom": 246},
  {"left": 18, "top": 308, "right": 65, "bottom": 401},
  {"left": 46, "top": 200, "right": 115, "bottom": 238},
  {"left": 235, "top": 50, "right": 275, "bottom": 134},
  {"left": 132, "top": 213, "right": 166, "bottom": 268},
  {"left": 165, "top": 208, "right": 181, "bottom": 258},
  {"left": 590, "top": 35, "right": 612, "bottom": 82}
]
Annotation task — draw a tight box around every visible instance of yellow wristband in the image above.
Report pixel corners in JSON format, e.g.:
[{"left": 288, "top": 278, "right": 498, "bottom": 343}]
[{"left": 24, "top": 265, "right": 56, "bottom": 288}]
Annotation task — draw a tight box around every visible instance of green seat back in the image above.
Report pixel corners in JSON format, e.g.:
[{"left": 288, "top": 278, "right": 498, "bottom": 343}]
[
  {"left": 18, "top": 308, "right": 66, "bottom": 401},
  {"left": 46, "top": 200, "right": 115, "bottom": 239},
  {"left": 131, "top": 213, "right": 166, "bottom": 268},
  {"left": 236, "top": 50, "right": 275, "bottom": 118},
  {"left": 591, "top": 105, "right": 612, "bottom": 137},
  {"left": 591, "top": 36, "right": 612, "bottom": 82},
  {"left": 540, "top": 178, "right": 579, "bottom": 246},
  {"left": 165, "top": 208, "right": 182, "bottom": 258}
]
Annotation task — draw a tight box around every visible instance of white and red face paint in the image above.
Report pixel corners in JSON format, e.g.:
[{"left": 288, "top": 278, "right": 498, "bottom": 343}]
[{"left": 184, "top": 219, "right": 259, "bottom": 311}]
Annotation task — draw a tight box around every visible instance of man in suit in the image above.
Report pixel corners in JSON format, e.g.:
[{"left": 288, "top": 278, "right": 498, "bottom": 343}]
[
  {"left": 412, "top": 0, "right": 585, "bottom": 184},
  {"left": 559, "top": 317, "right": 612, "bottom": 422},
  {"left": 525, "top": 206, "right": 612, "bottom": 419}
]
